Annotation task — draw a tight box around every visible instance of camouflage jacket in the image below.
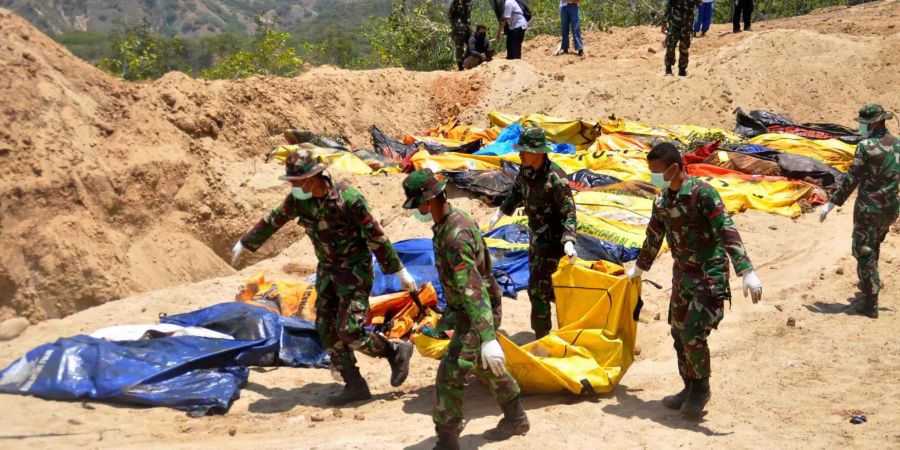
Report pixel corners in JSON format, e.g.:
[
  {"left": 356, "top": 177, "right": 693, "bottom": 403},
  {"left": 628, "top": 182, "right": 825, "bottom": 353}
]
[
  {"left": 636, "top": 177, "right": 753, "bottom": 276},
  {"left": 432, "top": 205, "right": 496, "bottom": 343},
  {"left": 500, "top": 161, "right": 578, "bottom": 246},
  {"left": 830, "top": 129, "right": 899, "bottom": 215},
  {"left": 240, "top": 182, "right": 403, "bottom": 273},
  {"left": 665, "top": 0, "right": 701, "bottom": 22},
  {"left": 449, "top": 0, "right": 472, "bottom": 27}
]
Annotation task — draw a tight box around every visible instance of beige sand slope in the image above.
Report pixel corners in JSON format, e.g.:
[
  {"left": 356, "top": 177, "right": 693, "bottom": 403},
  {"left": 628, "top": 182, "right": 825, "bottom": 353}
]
[{"left": 0, "top": 1, "right": 898, "bottom": 448}]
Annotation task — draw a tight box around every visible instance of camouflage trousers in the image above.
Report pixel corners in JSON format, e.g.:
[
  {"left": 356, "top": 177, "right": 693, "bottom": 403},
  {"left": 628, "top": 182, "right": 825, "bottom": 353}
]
[
  {"left": 665, "top": 17, "right": 694, "bottom": 71},
  {"left": 669, "top": 265, "right": 729, "bottom": 379},
  {"left": 852, "top": 210, "right": 899, "bottom": 295},
  {"left": 315, "top": 262, "right": 388, "bottom": 371},
  {"left": 452, "top": 25, "right": 470, "bottom": 66},
  {"left": 433, "top": 328, "right": 520, "bottom": 430},
  {"left": 528, "top": 246, "right": 562, "bottom": 334}
]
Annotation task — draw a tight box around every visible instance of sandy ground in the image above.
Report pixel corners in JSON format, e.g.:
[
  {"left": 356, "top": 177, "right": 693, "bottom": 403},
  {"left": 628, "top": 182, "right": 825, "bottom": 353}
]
[{"left": 1, "top": 1, "right": 899, "bottom": 449}]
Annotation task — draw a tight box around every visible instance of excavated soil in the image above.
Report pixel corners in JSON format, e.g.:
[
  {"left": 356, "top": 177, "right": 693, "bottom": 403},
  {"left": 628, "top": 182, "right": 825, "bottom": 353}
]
[{"left": 0, "top": 1, "right": 898, "bottom": 449}]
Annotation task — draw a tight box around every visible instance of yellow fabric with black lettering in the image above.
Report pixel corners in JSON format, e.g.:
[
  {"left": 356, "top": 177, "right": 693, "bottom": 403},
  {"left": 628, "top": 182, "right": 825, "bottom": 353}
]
[
  {"left": 749, "top": 134, "right": 855, "bottom": 172},
  {"left": 488, "top": 111, "right": 599, "bottom": 146},
  {"left": 498, "top": 265, "right": 640, "bottom": 394}
]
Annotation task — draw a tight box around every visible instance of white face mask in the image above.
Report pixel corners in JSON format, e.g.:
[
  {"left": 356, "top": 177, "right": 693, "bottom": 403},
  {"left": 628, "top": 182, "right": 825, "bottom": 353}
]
[
  {"left": 650, "top": 164, "right": 676, "bottom": 189},
  {"left": 413, "top": 210, "right": 433, "bottom": 222},
  {"left": 292, "top": 187, "right": 312, "bottom": 200}
]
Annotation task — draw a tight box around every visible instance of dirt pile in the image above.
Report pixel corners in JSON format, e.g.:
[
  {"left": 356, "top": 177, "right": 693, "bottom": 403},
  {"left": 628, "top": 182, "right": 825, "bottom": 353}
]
[{"left": 1, "top": 2, "right": 899, "bottom": 327}]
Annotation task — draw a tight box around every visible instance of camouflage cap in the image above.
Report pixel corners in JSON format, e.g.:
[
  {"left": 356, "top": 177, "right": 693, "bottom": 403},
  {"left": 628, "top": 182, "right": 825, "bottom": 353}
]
[
  {"left": 402, "top": 169, "right": 447, "bottom": 209},
  {"left": 856, "top": 103, "right": 894, "bottom": 124},
  {"left": 515, "top": 127, "right": 554, "bottom": 154},
  {"left": 278, "top": 150, "right": 326, "bottom": 181}
]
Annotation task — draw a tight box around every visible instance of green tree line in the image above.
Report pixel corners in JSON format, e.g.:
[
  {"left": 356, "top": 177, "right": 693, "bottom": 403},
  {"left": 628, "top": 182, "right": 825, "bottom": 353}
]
[{"left": 55, "top": 0, "right": 848, "bottom": 80}]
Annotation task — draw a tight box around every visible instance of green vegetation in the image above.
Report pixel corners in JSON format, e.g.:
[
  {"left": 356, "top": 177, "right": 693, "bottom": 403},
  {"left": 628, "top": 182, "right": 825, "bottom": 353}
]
[{"left": 48, "top": 0, "right": 849, "bottom": 79}]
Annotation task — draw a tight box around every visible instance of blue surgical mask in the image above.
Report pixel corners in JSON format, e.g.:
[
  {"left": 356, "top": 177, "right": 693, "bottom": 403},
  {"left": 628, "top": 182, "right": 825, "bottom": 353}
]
[
  {"left": 413, "top": 210, "right": 433, "bottom": 222},
  {"left": 858, "top": 123, "right": 870, "bottom": 138},
  {"left": 292, "top": 187, "right": 312, "bottom": 200}
]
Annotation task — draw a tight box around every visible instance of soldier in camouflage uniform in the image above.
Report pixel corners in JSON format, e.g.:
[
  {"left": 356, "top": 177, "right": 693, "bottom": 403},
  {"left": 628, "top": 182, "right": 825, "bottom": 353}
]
[
  {"left": 488, "top": 127, "right": 578, "bottom": 339},
  {"left": 662, "top": 0, "right": 701, "bottom": 76},
  {"left": 627, "top": 142, "right": 763, "bottom": 417},
  {"left": 820, "top": 103, "right": 899, "bottom": 319},
  {"left": 403, "top": 169, "right": 527, "bottom": 450},
  {"left": 450, "top": 0, "right": 473, "bottom": 71},
  {"left": 231, "top": 150, "right": 418, "bottom": 405}
]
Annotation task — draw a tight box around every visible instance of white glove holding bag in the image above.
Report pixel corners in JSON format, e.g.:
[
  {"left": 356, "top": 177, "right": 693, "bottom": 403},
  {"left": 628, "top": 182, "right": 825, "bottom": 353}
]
[
  {"left": 626, "top": 266, "right": 644, "bottom": 281},
  {"left": 487, "top": 209, "right": 505, "bottom": 230},
  {"left": 397, "top": 267, "right": 418, "bottom": 293},
  {"left": 231, "top": 241, "right": 245, "bottom": 267},
  {"left": 564, "top": 241, "right": 578, "bottom": 265},
  {"left": 480, "top": 339, "right": 506, "bottom": 376}
]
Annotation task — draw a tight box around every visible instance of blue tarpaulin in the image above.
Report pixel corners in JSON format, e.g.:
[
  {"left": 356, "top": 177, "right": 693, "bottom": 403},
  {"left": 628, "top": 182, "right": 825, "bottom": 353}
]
[
  {"left": 476, "top": 124, "right": 576, "bottom": 156},
  {"left": 161, "top": 303, "right": 328, "bottom": 368},
  {"left": 0, "top": 335, "right": 260, "bottom": 415},
  {"left": 484, "top": 224, "right": 639, "bottom": 265}
]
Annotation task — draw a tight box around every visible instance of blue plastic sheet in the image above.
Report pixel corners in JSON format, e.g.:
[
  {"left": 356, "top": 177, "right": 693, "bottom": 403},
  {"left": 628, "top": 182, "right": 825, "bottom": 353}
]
[
  {"left": 0, "top": 335, "right": 260, "bottom": 415},
  {"left": 372, "top": 238, "right": 532, "bottom": 307},
  {"left": 477, "top": 124, "right": 575, "bottom": 156},
  {"left": 161, "top": 303, "right": 328, "bottom": 368},
  {"left": 485, "top": 224, "right": 639, "bottom": 264}
]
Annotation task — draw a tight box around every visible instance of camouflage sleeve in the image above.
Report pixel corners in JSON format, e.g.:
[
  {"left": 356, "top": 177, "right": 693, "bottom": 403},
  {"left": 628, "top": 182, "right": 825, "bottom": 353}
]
[
  {"left": 240, "top": 194, "right": 299, "bottom": 252},
  {"left": 635, "top": 199, "right": 666, "bottom": 271},
  {"left": 499, "top": 175, "right": 524, "bottom": 216},
  {"left": 349, "top": 196, "right": 404, "bottom": 274},
  {"left": 697, "top": 185, "right": 754, "bottom": 275},
  {"left": 446, "top": 230, "right": 496, "bottom": 343},
  {"left": 830, "top": 142, "right": 867, "bottom": 207},
  {"left": 554, "top": 175, "right": 578, "bottom": 243},
  {"left": 435, "top": 309, "right": 457, "bottom": 335}
]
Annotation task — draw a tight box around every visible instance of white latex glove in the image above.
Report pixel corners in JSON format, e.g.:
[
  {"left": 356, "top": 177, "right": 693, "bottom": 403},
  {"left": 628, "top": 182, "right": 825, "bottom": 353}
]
[
  {"left": 487, "top": 209, "right": 505, "bottom": 230},
  {"left": 480, "top": 339, "right": 506, "bottom": 377},
  {"left": 397, "top": 267, "right": 418, "bottom": 293},
  {"left": 742, "top": 270, "right": 762, "bottom": 304},
  {"left": 231, "top": 241, "right": 244, "bottom": 267},
  {"left": 819, "top": 202, "right": 835, "bottom": 222},
  {"left": 564, "top": 241, "right": 578, "bottom": 264},
  {"left": 626, "top": 266, "right": 644, "bottom": 281}
]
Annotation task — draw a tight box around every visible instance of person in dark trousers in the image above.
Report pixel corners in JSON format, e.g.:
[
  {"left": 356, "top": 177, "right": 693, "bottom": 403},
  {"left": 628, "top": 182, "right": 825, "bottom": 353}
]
[
  {"left": 693, "top": 0, "right": 714, "bottom": 37},
  {"left": 557, "top": 0, "right": 584, "bottom": 57},
  {"left": 733, "top": 0, "right": 753, "bottom": 32},
  {"left": 496, "top": 0, "right": 528, "bottom": 60}
]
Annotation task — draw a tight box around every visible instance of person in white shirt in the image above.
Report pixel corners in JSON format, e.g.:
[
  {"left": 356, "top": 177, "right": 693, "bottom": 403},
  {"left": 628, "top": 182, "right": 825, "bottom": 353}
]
[{"left": 495, "top": 0, "right": 529, "bottom": 60}]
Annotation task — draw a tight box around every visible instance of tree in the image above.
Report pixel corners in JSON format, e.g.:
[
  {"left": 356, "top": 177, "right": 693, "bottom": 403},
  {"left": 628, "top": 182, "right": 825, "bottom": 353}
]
[
  {"left": 201, "top": 17, "right": 303, "bottom": 79},
  {"left": 98, "top": 19, "right": 186, "bottom": 80},
  {"left": 367, "top": 0, "right": 454, "bottom": 71}
]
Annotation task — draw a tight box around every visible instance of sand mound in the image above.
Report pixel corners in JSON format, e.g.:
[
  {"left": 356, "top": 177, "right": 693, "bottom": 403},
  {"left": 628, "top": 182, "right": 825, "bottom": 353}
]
[{"left": 3, "top": 2, "right": 899, "bottom": 323}]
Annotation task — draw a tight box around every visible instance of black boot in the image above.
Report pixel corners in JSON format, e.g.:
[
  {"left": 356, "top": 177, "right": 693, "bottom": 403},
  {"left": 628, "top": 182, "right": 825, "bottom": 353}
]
[
  {"left": 662, "top": 376, "right": 691, "bottom": 410},
  {"left": 433, "top": 423, "right": 462, "bottom": 450},
  {"left": 848, "top": 294, "right": 878, "bottom": 318},
  {"left": 386, "top": 340, "right": 414, "bottom": 387},
  {"left": 483, "top": 396, "right": 530, "bottom": 441},
  {"left": 680, "top": 377, "right": 710, "bottom": 417},
  {"left": 534, "top": 328, "right": 550, "bottom": 340},
  {"left": 665, "top": 66, "right": 674, "bottom": 76},
  {"left": 457, "top": 61, "right": 464, "bottom": 71},
  {"left": 678, "top": 68, "right": 687, "bottom": 77},
  {"left": 328, "top": 367, "right": 372, "bottom": 406}
]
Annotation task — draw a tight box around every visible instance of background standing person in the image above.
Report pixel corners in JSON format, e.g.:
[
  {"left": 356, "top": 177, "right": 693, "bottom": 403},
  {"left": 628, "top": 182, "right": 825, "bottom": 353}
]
[
  {"left": 464, "top": 24, "right": 494, "bottom": 69},
  {"left": 496, "top": 0, "right": 528, "bottom": 60},
  {"left": 662, "top": 0, "right": 701, "bottom": 76},
  {"left": 693, "top": 0, "right": 714, "bottom": 37},
  {"left": 627, "top": 142, "right": 763, "bottom": 418},
  {"left": 733, "top": 0, "right": 753, "bottom": 32},
  {"left": 557, "top": 0, "right": 584, "bottom": 57},
  {"left": 819, "top": 104, "right": 899, "bottom": 319},
  {"left": 449, "top": 0, "right": 473, "bottom": 71}
]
